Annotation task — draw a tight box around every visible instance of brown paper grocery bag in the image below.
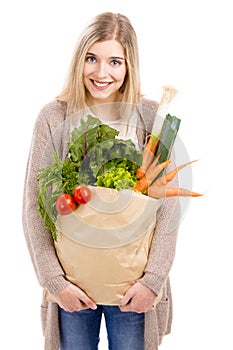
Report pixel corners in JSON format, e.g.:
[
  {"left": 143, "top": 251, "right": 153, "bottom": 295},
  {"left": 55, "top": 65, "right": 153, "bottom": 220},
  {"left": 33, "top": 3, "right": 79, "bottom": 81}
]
[{"left": 46, "top": 187, "right": 162, "bottom": 305}]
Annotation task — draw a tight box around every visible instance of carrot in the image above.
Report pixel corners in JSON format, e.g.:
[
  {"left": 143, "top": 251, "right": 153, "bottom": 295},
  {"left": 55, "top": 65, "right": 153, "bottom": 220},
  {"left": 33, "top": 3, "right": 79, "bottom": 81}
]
[
  {"left": 152, "top": 160, "right": 196, "bottom": 188},
  {"left": 136, "top": 136, "right": 159, "bottom": 179},
  {"left": 147, "top": 160, "right": 203, "bottom": 198},
  {"left": 148, "top": 186, "right": 203, "bottom": 198},
  {"left": 166, "top": 188, "right": 203, "bottom": 197},
  {"left": 134, "top": 158, "right": 171, "bottom": 192}
]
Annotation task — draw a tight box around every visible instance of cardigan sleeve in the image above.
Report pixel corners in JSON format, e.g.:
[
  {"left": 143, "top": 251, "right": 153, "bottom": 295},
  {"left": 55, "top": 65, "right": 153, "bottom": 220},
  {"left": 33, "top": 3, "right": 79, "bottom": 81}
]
[{"left": 22, "top": 102, "right": 70, "bottom": 295}]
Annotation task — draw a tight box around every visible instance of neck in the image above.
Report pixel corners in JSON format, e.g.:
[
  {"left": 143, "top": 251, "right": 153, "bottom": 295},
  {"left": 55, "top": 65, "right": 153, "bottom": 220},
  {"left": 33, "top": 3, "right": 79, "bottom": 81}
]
[{"left": 86, "top": 96, "right": 122, "bottom": 121}]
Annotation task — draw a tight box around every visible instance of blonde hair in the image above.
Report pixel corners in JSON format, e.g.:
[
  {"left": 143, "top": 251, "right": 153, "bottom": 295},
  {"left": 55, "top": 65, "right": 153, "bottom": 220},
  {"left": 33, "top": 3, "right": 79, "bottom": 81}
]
[{"left": 57, "top": 12, "right": 141, "bottom": 117}]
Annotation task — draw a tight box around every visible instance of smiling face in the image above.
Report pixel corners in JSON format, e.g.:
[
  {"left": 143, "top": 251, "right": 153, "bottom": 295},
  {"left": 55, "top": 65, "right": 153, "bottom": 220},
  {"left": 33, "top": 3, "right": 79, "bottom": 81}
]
[{"left": 83, "top": 40, "right": 127, "bottom": 105}]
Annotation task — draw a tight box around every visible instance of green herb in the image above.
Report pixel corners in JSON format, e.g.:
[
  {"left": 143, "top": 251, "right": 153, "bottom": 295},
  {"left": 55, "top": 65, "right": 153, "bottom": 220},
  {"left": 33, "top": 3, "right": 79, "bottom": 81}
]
[{"left": 37, "top": 153, "right": 78, "bottom": 240}]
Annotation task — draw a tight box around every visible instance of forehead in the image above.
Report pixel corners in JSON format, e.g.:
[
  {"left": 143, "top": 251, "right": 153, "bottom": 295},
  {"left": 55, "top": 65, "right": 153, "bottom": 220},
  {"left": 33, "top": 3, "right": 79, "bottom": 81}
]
[{"left": 87, "top": 40, "right": 125, "bottom": 57}]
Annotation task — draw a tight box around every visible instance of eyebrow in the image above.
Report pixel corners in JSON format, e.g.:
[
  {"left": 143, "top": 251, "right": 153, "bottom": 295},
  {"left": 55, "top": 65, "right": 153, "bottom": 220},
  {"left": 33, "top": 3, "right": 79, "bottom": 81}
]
[{"left": 86, "top": 52, "right": 125, "bottom": 60}]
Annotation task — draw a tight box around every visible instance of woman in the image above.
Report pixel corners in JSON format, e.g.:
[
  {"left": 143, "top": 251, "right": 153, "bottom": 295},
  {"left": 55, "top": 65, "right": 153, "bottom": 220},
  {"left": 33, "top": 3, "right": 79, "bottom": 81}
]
[{"left": 23, "top": 12, "right": 180, "bottom": 350}]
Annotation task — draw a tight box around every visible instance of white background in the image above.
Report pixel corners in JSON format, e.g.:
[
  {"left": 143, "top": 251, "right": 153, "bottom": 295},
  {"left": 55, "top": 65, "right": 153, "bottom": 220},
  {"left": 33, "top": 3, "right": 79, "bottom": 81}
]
[{"left": 0, "top": 0, "right": 232, "bottom": 349}]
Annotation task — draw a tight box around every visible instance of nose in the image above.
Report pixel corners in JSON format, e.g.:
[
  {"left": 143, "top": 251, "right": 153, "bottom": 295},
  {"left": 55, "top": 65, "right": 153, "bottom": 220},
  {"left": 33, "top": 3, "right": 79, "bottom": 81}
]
[{"left": 96, "top": 61, "right": 108, "bottom": 79}]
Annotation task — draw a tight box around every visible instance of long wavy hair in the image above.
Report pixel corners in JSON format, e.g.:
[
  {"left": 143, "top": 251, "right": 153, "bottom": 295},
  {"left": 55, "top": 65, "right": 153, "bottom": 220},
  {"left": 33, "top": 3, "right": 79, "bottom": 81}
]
[{"left": 57, "top": 12, "right": 141, "bottom": 117}]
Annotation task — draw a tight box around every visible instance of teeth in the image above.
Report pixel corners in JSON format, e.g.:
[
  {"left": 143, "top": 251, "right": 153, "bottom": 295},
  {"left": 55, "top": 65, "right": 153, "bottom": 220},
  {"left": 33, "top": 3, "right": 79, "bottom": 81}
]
[{"left": 93, "top": 81, "right": 109, "bottom": 87}]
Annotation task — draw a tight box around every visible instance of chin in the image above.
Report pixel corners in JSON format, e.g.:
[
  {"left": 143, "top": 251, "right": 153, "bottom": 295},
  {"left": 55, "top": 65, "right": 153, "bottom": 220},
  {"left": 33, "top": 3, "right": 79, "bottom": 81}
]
[{"left": 90, "top": 91, "right": 115, "bottom": 102}]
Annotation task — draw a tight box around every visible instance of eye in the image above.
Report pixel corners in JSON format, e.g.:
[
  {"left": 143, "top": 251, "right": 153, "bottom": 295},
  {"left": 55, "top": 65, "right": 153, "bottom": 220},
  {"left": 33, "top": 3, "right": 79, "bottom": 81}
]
[
  {"left": 86, "top": 56, "right": 96, "bottom": 63},
  {"left": 111, "top": 60, "right": 121, "bottom": 66}
]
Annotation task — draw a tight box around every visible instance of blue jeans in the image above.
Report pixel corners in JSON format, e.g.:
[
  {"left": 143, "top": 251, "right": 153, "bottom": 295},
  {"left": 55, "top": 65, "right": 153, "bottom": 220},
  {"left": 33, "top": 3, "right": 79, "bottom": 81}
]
[{"left": 59, "top": 305, "right": 145, "bottom": 350}]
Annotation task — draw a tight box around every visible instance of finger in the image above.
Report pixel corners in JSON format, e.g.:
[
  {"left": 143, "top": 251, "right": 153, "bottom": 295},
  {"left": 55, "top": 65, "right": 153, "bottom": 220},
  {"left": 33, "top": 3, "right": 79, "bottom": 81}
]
[
  {"left": 119, "top": 301, "right": 144, "bottom": 313},
  {"left": 120, "top": 302, "right": 146, "bottom": 314},
  {"left": 63, "top": 300, "right": 88, "bottom": 313},
  {"left": 79, "top": 293, "right": 97, "bottom": 310},
  {"left": 120, "top": 290, "right": 134, "bottom": 306},
  {"left": 70, "top": 284, "right": 97, "bottom": 310},
  {"left": 119, "top": 304, "right": 132, "bottom": 312},
  {"left": 120, "top": 296, "right": 131, "bottom": 307},
  {"left": 61, "top": 304, "right": 75, "bottom": 312}
]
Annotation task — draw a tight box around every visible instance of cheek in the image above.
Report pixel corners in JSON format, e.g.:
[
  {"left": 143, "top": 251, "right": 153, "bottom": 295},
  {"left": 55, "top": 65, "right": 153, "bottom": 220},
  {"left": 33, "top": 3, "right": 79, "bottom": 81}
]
[
  {"left": 83, "top": 63, "right": 93, "bottom": 78},
  {"left": 114, "top": 66, "right": 127, "bottom": 82}
]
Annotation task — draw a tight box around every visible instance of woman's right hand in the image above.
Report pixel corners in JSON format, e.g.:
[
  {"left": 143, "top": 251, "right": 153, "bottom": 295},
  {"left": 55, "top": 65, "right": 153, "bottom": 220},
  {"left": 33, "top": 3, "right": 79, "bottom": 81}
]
[{"left": 53, "top": 283, "right": 97, "bottom": 312}]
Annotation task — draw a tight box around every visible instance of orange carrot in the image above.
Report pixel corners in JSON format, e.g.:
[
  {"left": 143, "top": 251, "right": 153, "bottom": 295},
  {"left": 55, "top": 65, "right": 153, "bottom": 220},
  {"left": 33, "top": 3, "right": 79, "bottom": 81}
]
[
  {"left": 148, "top": 186, "right": 203, "bottom": 198},
  {"left": 133, "top": 176, "right": 149, "bottom": 193},
  {"left": 147, "top": 159, "right": 203, "bottom": 198},
  {"left": 160, "top": 160, "right": 197, "bottom": 185},
  {"left": 134, "top": 158, "right": 171, "bottom": 192},
  {"left": 165, "top": 188, "right": 203, "bottom": 197},
  {"left": 136, "top": 135, "right": 159, "bottom": 179}
]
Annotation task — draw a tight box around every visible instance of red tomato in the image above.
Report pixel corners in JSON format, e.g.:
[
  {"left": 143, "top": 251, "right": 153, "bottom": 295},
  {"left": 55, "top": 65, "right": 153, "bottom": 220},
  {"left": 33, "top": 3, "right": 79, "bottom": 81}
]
[
  {"left": 56, "top": 193, "right": 77, "bottom": 215},
  {"left": 73, "top": 185, "right": 92, "bottom": 204}
]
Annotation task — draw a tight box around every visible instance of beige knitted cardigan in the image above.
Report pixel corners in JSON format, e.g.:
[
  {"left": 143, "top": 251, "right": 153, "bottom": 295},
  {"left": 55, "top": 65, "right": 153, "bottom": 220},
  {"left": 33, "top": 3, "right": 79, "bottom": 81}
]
[{"left": 22, "top": 98, "right": 180, "bottom": 350}]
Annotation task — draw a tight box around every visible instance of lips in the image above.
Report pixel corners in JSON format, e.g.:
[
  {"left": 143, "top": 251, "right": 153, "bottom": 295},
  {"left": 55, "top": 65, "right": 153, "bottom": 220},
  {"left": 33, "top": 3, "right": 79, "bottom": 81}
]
[{"left": 91, "top": 79, "right": 112, "bottom": 90}]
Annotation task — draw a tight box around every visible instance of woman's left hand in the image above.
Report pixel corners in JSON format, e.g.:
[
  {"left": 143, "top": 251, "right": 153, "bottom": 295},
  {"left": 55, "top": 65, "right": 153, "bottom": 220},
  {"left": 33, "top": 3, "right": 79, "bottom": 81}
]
[{"left": 119, "top": 281, "right": 157, "bottom": 313}]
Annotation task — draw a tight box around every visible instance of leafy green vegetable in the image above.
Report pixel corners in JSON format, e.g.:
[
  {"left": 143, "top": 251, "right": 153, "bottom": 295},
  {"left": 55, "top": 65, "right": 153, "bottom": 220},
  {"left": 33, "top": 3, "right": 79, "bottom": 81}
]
[
  {"left": 95, "top": 159, "right": 138, "bottom": 189},
  {"left": 69, "top": 115, "right": 119, "bottom": 164},
  {"left": 79, "top": 138, "right": 142, "bottom": 185},
  {"left": 37, "top": 115, "right": 142, "bottom": 239}
]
